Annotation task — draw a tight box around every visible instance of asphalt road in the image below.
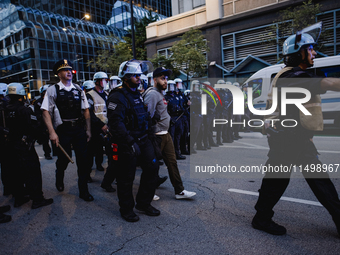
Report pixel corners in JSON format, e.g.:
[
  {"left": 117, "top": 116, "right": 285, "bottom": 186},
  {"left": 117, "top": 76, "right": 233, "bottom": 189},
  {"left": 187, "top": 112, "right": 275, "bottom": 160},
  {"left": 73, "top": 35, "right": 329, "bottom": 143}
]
[{"left": 0, "top": 132, "right": 340, "bottom": 254}]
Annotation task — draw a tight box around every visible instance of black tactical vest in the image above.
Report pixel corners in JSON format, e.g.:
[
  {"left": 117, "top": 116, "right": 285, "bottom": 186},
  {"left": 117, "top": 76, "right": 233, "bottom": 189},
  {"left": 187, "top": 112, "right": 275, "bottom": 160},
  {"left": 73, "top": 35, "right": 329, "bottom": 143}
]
[
  {"left": 118, "top": 87, "right": 149, "bottom": 137},
  {"left": 55, "top": 85, "right": 82, "bottom": 120}
]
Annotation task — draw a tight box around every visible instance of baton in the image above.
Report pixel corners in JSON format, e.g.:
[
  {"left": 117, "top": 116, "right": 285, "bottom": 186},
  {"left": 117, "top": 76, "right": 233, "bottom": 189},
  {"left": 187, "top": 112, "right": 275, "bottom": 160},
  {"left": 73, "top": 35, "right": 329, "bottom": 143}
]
[{"left": 58, "top": 144, "right": 74, "bottom": 164}]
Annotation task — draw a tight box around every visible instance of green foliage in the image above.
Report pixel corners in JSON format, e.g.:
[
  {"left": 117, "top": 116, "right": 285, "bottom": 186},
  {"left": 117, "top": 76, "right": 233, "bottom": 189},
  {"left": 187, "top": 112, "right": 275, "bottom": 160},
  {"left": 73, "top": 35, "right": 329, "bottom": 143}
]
[
  {"left": 149, "top": 28, "right": 209, "bottom": 82},
  {"left": 171, "top": 28, "right": 210, "bottom": 78},
  {"left": 261, "top": 0, "right": 324, "bottom": 56}
]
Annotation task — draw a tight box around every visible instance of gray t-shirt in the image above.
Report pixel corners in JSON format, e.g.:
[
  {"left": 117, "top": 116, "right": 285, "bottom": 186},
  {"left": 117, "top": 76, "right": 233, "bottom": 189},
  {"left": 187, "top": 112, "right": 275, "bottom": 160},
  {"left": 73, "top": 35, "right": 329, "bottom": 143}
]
[{"left": 143, "top": 87, "right": 171, "bottom": 134}]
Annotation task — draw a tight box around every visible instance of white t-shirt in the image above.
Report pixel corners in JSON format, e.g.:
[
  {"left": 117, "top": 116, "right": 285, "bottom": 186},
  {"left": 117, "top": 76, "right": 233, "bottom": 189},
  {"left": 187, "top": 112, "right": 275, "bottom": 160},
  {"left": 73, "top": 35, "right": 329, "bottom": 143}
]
[{"left": 41, "top": 81, "right": 89, "bottom": 111}]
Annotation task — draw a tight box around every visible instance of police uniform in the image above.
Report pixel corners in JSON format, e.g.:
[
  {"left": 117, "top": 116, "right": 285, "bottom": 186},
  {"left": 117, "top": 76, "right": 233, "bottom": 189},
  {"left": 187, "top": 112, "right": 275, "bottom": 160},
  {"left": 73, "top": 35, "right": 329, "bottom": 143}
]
[
  {"left": 107, "top": 83, "right": 158, "bottom": 217},
  {"left": 4, "top": 91, "right": 53, "bottom": 208},
  {"left": 0, "top": 95, "right": 12, "bottom": 195},
  {"left": 41, "top": 60, "right": 92, "bottom": 201},
  {"left": 254, "top": 67, "right": 340, "bottom": 233},
  {"left": 34, "top": 96, "right": 52, "bottom": 159},
  {"left": 166, "top": 90, "right": 185, "bottom": 158},
  {"left": 86, "top": 89, "right": 108, "bottom": 172},
  {"left": 189, "top": 90, "right": 203, "bottom": 152}
]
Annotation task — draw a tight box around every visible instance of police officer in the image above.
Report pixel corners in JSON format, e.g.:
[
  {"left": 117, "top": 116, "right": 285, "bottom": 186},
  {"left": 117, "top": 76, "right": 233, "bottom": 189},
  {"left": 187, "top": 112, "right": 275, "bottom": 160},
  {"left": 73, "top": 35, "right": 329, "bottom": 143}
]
[
  {"left": 109, "top": 76, "right": 122, "bottom": 92},
  {"left": 4, "top": 83, "right": 53, "bottom": 209},
  {"left": 83, "top": 80, "right": 95, "bottom": 93},
  {"left": 0, "top": 83, "right": 11, "bottom": 195},
  {"left": 166, "top": 80, "right": 186, "bottom": 159},
  {"left": 215, "top": 80, "right": 226, "bottom": 145},
  {"left": 189, "top": 80, "right": 203, "bottom": 153},
  {"left": 223, "top": 81, "right": 234, "bottom": 143},
  {"left": 107, "top": 60, "right": 160, "bottom": 222},
  {"left": 42, "top": 59, "right": 93, "bottom": 201},
  {"left": 175, "top": 78, "right": 190, "bottom": 155},
  {"left": 252, "top": 23, "right": 340, "bottom": 236},
  {"left": 232, "top": 82, "right": 242, "bottom": 140},
  {"left": 34, "top": 85, "right": 53, "bottom": 160},
  {"left": 87, "top": 71, "right": 109, "bottom": 174}
]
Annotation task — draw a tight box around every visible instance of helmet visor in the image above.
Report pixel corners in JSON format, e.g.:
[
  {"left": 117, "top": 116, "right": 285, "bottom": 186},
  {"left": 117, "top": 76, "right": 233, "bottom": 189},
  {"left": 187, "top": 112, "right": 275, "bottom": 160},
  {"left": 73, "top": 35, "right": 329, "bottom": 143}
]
[
  {"left": 296, "top": 22, "right": 322, "bottom": 46},
  {"left": 125, "top": 60, "right": 154, "bottom": 76}
]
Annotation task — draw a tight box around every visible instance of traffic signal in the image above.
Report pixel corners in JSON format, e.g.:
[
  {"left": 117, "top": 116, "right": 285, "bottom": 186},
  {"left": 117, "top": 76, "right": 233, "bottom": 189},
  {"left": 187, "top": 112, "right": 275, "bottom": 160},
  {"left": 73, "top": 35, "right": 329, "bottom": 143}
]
[{"left": 72, "top": 70, "right": 77, "bottom": 74}]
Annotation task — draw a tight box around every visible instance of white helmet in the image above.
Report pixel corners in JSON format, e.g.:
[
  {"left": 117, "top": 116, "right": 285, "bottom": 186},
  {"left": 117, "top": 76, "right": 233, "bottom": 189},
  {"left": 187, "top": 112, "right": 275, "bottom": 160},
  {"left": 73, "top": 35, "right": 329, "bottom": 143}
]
[
  {"left": 118, "top": 60, "right": 153, "bottom": 78},
  {"left": 0, "top": 83, "right": 7, "bottom": 95},
  {"left": 191, "top": 80, "right": 201, "bottom": 92},
  {"left": 225, "top": 81, "right": 232, "bottom": 86},
  {"left": 233, "top": 82, "right": 240, "bottom": 88},
  {"left": 174, "top": 78, "right": 183, "bottom": 91},
  {"left": 146, "top": 72, "right": 153, "bottom": 78},
  {"left": 93, "top": 71, "right": 108, "bottom": 80},
  {"left": 167, "top": 80, "right": 175, "bottom": 92},
  {"left": 39, "top": 85, "right": 50, "bottom": 94},
  {"left": 6, "top": 83, "right": 26, "bottom": 96},
  {"left": 109, "top": 75, "right": 122, "bottom": 90},
  {"left": 83, "top": 80, "right": 95, "bottom": 90},
  {"left": 93, "top": 71, "right": 109, "bottom": 89},
  {"left": 217, "top": 80, "right": 226, "bottom": 84},
  {"left": 138, "top": 74, "right": 148, "bottom": 92}
]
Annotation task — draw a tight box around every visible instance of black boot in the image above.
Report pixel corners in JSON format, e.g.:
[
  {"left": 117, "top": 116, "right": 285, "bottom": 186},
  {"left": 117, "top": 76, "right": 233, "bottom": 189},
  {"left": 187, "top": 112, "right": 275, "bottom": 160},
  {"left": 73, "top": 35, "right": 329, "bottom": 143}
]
[
  {"left": 55, "top": 169, "right": 64, "bottom": 192},
  {"left": 252, "top": 215, "right": 286, "bottom": 235}
]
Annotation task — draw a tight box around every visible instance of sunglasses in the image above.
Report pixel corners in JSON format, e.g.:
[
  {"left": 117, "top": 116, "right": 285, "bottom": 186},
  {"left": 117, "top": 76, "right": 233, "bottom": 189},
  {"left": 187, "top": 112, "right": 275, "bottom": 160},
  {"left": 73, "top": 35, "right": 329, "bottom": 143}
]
[{"left": 131, "top": 74, "right": 141, "bottom": 78}]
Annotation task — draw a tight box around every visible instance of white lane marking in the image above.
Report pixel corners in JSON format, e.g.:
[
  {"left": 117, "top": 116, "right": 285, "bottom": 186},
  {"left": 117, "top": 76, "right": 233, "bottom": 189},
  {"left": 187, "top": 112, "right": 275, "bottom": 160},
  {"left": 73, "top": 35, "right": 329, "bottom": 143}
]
[
  {"left": 318, "top": 150, "right": 340, "bottom": 154},
  {"left": 219, "top": 144, "right": 340, "bottom": 154},
  {"left": 228, "top": 188, "right": 322, "bottom": 207}
]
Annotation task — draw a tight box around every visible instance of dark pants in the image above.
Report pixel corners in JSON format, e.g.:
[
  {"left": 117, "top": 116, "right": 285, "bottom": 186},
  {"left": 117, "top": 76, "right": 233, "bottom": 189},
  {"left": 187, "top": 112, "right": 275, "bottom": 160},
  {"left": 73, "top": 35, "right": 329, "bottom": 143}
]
[
  {"left": 169, "top": 115, "right": 183, "bottom": 156},
  {"left": 4, "top": 142, "right": 44, "bottom": 201},
  {"left": 86, "top": 133, "right": 104, "bottom": 173},
  {"left": 159, "top": 133, "right": 185, "bottom": 194},
  {"left": 255, "top": 133, "right": 340, "bottom": 224},
  {"left": 101, "top": 139, "right": 117, "bottom": 187},
  {"left": 116, "top": 138, "right": 158, "bottom": 214},
  {"left": 190, "top": 114, "right": 203, "bottom": 149},
  {"left": 180, "top": 115, "right": 190, "bottom": 153},
  {"left": 55, "top": 124, "right": 89, "bottom": 196}
]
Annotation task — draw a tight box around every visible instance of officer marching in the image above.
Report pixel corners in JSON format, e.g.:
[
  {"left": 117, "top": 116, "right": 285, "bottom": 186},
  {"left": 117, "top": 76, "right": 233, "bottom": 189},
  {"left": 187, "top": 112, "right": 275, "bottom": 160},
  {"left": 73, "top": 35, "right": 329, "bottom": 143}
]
[
  {"left": 42, "top": 59, "right": 93, "bottom": 201},
  {"left": 106, "top": 60, "right": 160, "bottom": 222},
  {"left": 252, "top": 22, "right": 340, "bottom": 236}
]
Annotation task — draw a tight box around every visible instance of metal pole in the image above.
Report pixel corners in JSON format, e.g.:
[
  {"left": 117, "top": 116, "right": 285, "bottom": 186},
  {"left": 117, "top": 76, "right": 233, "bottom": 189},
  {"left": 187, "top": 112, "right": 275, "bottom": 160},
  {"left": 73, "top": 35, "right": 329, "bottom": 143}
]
[
  {"left": 130, "top": 0, "right": 136, "bottom": 59},
  {"left": 74, "top": 27, "right": 78, "bottom": 83}
]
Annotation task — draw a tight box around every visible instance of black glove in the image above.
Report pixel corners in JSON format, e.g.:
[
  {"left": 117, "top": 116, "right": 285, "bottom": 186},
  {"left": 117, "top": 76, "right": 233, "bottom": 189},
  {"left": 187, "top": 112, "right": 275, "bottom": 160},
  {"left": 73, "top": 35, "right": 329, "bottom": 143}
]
[{"left": 131, "top": 142, "right": 141, "bottom": 157}]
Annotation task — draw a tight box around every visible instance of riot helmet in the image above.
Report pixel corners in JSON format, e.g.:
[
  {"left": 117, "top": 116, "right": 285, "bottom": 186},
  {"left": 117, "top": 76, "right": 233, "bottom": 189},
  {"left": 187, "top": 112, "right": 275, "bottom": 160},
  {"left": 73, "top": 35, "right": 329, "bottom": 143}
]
[
  {"left": 283, "top": 22, "right": 322, "bottom": 67},
  {"left": 138, "top": 74, "right": 148, "bottom": 92},
  {"left": 0, "top": 83, "right": 7, "bottom": 96},
  {"left": 167, "top": 80, "right": 175, "bottom": 92},
  {"left": 93, "top": 71, "right": 109, "bottom": 90},
  {"left": 39, "top": 85, "right": 49, "bottom": 95},
  {"left": 174, "top": 78, "right": 183, "bottom": 92},
  {"left": 6, "top": 83, "right": 26, "bottom": 96},
  {"left": 118, "top": 60, "right": 153, "bottom": 88},
  {"left": 83, "top": 80, "right": 95, "bottom": 91},
  {"left": 147, "top": 72, "right": 154, "bottom": 86},
  {"left": 109, "top": 75, "right": 122, "bottom": 90},
  {"left": 191, "top": 80, "right": 201, "bottom": 92}
]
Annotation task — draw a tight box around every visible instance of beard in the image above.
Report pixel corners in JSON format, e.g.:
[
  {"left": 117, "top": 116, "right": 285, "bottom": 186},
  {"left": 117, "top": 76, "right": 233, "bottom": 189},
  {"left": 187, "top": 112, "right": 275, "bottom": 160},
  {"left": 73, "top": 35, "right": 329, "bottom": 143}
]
[{"left": 127, "top": 79, "right": 139, "bottom": 88}]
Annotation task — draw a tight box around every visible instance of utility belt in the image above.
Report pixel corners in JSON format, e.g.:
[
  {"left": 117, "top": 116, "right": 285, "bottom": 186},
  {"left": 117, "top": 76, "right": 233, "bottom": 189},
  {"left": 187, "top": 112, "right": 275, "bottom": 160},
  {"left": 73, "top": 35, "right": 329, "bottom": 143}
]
[
  {"left": 62, "top": 118, "right": 83, "bottom": 127},
  {"left": 130, "top": 131, "right": 148, "bottom": 142}
]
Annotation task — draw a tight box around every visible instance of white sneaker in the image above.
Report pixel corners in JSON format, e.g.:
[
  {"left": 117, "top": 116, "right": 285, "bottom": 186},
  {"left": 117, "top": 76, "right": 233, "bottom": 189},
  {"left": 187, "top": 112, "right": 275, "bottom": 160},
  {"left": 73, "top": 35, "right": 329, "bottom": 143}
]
[
  {"left": 153, "top": 194, "right": 160, "bottom": 201},
  {"left": 175, "top": 190, "right": 196, "bottom": 199}
]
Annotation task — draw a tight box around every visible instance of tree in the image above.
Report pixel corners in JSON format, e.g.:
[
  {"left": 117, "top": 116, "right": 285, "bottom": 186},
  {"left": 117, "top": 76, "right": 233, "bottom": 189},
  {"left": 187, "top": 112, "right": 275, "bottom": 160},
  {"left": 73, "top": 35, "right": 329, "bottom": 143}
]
[
  {"left": 88, "top": 11, "right": 159, "bottom": 76},
  {"left": 150, "top": 54, "right": 180, "bottom": 79},
  {"left": 171, "top": 28, "right": 209, "bottom": 79},
  {"left": 261, "top": 0, "right": 325, "bottom": 58}
]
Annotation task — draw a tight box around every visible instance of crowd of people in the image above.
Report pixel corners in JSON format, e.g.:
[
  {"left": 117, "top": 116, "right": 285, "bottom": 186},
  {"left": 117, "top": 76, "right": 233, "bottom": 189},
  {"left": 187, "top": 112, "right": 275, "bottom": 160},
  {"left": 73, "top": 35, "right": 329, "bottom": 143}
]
[
  {"left": 0, "top": 59, "right": 198, "bottom": 223},
  {"left": 1, "top": 22, "right": 340, "bottom": 237}
]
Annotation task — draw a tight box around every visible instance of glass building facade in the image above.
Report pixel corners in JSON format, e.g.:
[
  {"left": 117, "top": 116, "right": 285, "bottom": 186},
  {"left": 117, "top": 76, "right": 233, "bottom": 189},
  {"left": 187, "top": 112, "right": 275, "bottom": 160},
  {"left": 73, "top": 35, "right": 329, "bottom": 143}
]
[
  {"left": 107, "top": 0, "right": 167, "bottom": 30},
  {"left": 0, "top": 1, "right": 128, "bottom": 97}
]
